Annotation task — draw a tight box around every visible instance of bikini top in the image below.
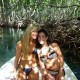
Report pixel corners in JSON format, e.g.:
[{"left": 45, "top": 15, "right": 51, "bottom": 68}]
[
  {"left": 33, "top": 48, "right": 38, "bottom": 59},
  {"left": 48, "top": 47, "right": 57, "bottom": 59},
  {"left": 40, "top": 47, "right": 57, "bottom": 59},
  {"left": 33, "top": 47, "right": 57, "bottom": 61},
  {"left": 40, "top": 47, "right": 57, "bottom": 65},
  {"left": 33, "top": 48, "right": 37, "bottom": 54}
]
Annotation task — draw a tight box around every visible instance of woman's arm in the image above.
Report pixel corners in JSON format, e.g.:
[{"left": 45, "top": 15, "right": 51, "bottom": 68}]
[
  {"left": 14, "top": 41, "right": 22, "bottom": 71},
  {"left": 37, "top": 50, "right": 45, "bottom": 69},
  {"left": 50, "top": 43, "right": 64, "bottom": 69},
  {"left": 37, "top": 50, "right": 47, "bottom": 75},
  {"left": 50, "top": 43, "right": 65, "bottom": 80}
]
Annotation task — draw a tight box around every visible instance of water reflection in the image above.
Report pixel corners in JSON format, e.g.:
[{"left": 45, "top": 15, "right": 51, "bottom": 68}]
[{"left": 0, "top": 27, "right": 24, "bottom": 67}]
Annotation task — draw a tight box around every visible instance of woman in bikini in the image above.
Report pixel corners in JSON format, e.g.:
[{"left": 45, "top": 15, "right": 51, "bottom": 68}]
[
  {"left": 11, "top": 22, "right": 40, "bottom": 80},
  {"left": 36, "top": 29, "right": 64, "bottom": 80}
]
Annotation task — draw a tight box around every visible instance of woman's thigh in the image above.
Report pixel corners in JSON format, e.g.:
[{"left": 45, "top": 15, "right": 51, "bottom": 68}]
[
  {"left": 16, "top": 67, "right": 39, "bottom": 80},
  {"left": 16, "top": 68, "right": 27, "bottom": 80},
  {"left": 28, "top": 67, "right": 39, "bottom": 80}
]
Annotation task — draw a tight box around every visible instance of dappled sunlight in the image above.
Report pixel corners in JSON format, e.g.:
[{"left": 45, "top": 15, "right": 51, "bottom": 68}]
[
  {"left": 46, "top": 62, "right": 58, "bottom": 70},
  {"left": 28, "top": 56, "right": 32, "bottom": 60},
  {"left": 0, "top": 57, "right": 77, "bottom": 80},
  {"left": 22, "top": 57, "right": 25, "bottom": 60},
  {"left": 17, "top": 69, "right": 27, "bottom": 80},
  {"left": 0, "top": 1, "right": 80, "bottom": 80},
  {"left": 34, "top": 67, "right": 39, "bottom": 73},
  {"left": 29, "top": 60, "right": 32, "bottom": 65},
  {"left": 46, "top": 57, "right": 60, "bottom": 71},
  {"left": 22, "top": 74, "right": 26, "bottom": 79}
]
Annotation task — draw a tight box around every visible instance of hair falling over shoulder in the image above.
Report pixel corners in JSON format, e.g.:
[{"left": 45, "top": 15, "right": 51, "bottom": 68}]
[{"left": 21, "top": 21, "right": 40, "bottom": 58}]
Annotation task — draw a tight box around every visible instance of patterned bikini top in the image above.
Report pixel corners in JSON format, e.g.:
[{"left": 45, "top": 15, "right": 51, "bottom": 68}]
[
  {"left": 40, "top": 47, "right": 57, "bottom": 65},
  {"left": 33, "top": 47, "right": 57, "bottom": 60},
  {"left": 48, "top": 47, "right": 57, "bottom": 59},
  {"left": 40, "top": 47, "right": 57, "bottom": 59}
]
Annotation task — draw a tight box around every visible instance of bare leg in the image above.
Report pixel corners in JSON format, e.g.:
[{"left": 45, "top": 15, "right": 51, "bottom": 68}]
[
  {"left": 28, "top": 67, "right": 39, "bottom": 80},
  {"left": 16, "top": 68, "right": 27, "bottom": 80}
]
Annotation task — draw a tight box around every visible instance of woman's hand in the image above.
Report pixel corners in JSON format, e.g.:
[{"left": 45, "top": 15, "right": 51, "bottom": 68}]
[
  {"left": 46, "top": 73, "right": 55, "bottom": 80},
  {"left": 57, "top": 68, "right": 65, "bottom": 80}
]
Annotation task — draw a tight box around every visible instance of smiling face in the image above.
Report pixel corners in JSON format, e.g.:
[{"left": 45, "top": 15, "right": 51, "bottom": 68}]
[
  {"left": 30, "top": 31, "right": 38, "bottom": 40},
  {"left": 38, "top": 32, "right": 48, "bottom": 45}
]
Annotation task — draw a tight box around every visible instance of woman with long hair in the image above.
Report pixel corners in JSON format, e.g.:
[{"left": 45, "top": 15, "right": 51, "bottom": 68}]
[
  {"left": 11, "top": 22, "right": 40, "bottom": 80},
  {"left": 36, "top": 29, "right": 64, "bottom": 80}
]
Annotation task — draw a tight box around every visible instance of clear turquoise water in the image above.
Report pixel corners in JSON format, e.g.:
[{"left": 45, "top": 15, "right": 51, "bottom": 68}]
[{"left": 0, "top": 28, "right": 24, "bottom": 67}]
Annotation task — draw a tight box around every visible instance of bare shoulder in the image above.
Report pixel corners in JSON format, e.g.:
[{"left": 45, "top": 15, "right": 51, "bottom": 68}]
[
  {"left": 50, "top": 42, "right": 59, "bottom": 48},
  {"left": 16, "top": 41, "right": 22, "bottom": 48},
  {"left": 50, "top": 43, "right": 62, "bottom": 55}
]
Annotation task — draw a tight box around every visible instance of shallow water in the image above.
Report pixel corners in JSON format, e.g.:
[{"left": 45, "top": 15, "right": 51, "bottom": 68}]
[{"left": 0, "top": 27, "right": 24, "bottom": 67}]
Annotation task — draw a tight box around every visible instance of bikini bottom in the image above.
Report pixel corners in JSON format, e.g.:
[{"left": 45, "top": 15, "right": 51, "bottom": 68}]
[
  {"left": 48, "top": 70, "right": 59, "bottom": 76},
  {"left": 48, "top": 69, "right": 65, "bottom": 77},
  {"left": 19, "top": 66, "right": 36, "bottom": 76},
  {"left": 23, "top": 67, "right": 33, "bottom": 75}
]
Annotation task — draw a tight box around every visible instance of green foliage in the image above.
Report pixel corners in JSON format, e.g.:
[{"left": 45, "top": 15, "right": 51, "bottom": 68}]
[{"left": 0, "top": 0, "right": 80, "bottom": 23}]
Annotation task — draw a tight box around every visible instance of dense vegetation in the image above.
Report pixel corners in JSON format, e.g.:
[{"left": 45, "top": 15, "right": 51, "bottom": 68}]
[
  {"left": 0, "top": 0, "right": 80, "bottom": 79},
  {"left": 0, "top": 0, "right": 80, "bottom": 25},
  {"left": 0, "top": 0, "right": 80, "bottom": 57}
]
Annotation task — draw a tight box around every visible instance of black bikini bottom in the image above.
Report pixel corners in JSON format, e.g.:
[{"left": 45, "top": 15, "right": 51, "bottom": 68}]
[
  {"left": 23, "top": 67, "right": 33, "bottom": 75},
  {"left": 19, "top": 66, "right": 37, "bottom": 76}
]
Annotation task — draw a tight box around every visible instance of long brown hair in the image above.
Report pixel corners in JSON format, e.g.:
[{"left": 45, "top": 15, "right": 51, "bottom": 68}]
[
  {"left": 36, "top": 28, "right": 49, "bottom": 48},
  {"left": 21, "top": 22, "right": 40, "bottom": 57}
]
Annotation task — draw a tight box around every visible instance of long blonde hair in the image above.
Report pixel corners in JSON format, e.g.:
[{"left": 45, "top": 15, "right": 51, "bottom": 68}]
[{"left": 21, "top": 22, "right": 40, "bottom": 57}]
